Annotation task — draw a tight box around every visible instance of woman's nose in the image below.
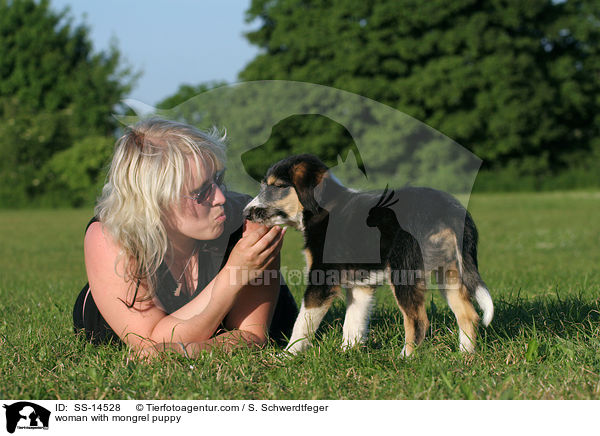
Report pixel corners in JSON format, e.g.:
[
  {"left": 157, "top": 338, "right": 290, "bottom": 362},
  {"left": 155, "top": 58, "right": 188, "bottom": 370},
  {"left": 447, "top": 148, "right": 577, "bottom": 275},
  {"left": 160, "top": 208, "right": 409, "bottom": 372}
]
[{"left": 212, "top": 184, "right": 226, "bottom": 205}]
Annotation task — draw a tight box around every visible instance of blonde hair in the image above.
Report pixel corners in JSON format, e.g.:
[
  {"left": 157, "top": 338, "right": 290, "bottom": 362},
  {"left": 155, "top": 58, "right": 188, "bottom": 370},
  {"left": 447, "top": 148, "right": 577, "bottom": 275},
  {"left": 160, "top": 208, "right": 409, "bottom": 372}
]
[{"left": 95, "top": 117, "right": 226, "bottom": 304}]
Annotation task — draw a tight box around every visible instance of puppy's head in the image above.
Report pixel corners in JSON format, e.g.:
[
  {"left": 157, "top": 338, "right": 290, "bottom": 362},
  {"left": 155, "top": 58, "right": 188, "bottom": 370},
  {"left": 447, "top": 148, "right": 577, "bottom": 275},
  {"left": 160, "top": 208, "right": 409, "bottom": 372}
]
[{"left": 243, "top": 154, "right": 330, "bottom": 230}]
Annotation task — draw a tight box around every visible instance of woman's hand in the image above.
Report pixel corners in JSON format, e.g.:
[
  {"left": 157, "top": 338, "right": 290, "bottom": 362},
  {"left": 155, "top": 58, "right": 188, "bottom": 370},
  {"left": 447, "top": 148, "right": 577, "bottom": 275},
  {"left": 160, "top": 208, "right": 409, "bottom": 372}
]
[{"left": 225, "top": 220, "right": 286, "bottom": 285}]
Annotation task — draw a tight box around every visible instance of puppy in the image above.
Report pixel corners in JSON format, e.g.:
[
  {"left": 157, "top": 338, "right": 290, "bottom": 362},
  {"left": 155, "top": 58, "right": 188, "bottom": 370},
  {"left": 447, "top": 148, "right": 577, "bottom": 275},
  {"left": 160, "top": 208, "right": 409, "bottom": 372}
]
[{"left": 244, "top": 154, "right": 493, "bottom": 356}]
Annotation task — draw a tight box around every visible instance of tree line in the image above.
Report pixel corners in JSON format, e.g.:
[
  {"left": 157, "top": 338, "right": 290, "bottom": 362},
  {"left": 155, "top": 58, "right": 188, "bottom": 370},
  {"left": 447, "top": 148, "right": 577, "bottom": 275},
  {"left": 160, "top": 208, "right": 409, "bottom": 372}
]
[{"left": 1, "top": 0, "right": 599, "bottom": 207}]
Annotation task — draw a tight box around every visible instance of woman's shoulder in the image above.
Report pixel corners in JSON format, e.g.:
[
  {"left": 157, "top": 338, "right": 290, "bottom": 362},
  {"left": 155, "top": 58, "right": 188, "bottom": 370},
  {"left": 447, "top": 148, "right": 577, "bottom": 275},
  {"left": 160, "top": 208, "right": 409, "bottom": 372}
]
[
  {"left": 84, "top": 219, "right": 121, "bottom": 258},
  {"left": 85, "top": 216, "right": 100, "bottom": 233}
]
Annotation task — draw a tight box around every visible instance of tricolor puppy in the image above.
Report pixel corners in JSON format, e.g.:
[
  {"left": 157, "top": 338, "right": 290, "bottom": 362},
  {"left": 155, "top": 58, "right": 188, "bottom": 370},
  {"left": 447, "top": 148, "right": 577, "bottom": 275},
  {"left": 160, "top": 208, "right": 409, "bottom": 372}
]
[{"left": 243, "top": 154, "right": 493, "bottom": 356}]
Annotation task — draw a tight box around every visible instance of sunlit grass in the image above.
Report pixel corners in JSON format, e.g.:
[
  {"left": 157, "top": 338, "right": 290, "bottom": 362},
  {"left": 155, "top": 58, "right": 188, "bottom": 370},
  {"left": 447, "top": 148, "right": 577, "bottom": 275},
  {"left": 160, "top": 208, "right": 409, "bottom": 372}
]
[{"left": 1, "top": 192, "right": 599, "bottom": 399}]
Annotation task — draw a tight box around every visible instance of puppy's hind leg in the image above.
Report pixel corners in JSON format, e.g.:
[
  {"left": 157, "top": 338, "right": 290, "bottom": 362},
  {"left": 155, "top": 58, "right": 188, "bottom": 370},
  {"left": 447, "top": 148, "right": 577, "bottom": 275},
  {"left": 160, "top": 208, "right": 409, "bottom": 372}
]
[
  {"left": 285, "top": 284, "right": 339, "bottom": 354},
  {"left": 392, "top": 279, "right": 429, "bottom": 358},
  {"left": 342, "top": 286, "right": 376, "bottom": 350},
  {"left": 440, "top": 284, "right": 479, "bottom": 353}
]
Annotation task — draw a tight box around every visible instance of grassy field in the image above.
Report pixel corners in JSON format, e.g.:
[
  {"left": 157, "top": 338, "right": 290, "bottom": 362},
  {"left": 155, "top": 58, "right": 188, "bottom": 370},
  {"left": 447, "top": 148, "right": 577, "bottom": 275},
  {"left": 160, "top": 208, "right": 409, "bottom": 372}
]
[{"left": 1, "top": 192, "right": 599, "bottom": 399}]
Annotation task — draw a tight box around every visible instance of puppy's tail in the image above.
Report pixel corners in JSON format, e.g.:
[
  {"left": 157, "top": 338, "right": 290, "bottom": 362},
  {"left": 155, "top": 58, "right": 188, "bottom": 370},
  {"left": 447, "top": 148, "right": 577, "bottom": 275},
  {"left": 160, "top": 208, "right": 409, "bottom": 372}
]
[
  {"left": 460, "top": 255, "right": 494, "bottom": 327},
  {"left": 461, "top": 255, "right": 493, "bottom": 326},
  {"left": 474, "top": 285, "right": 494, "bottom": 327},
  {"left": 460, "top": 212, "right": 494, "bottom": 327}
]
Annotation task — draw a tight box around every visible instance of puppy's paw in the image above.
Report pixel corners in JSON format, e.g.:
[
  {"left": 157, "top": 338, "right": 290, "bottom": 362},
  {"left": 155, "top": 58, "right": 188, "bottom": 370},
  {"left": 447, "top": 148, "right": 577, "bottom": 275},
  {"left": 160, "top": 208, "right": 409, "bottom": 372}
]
[
  {"left": 399, "top": 345, "right": 414, "bottom": 358},
  {"left": 458, "top": 330, "right": 476, "bottom": 353},
  {"left": 341, "top": 338, "right": 363, "bottom": 351},
  {"left": 458, "top": 342, "right": 475, "bottom": 353},
  {"left": 274, "top": 350, "right": 294, "bottom": 361},
  {"left": 341, "top": 342, "right": 353, "bottom": 352},
  {"left": 284, "top": 338, "right": 310, "bottom": 355}
]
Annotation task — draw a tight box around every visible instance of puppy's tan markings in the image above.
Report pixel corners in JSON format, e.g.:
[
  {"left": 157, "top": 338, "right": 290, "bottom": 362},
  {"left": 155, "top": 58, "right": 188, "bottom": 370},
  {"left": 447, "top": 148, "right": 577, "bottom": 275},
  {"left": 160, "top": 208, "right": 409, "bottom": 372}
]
[
  {"left": 429, "top": 228, "right": 457, "bottom": 258},
  {"left": 443, "top": 284, "right": 479, "bottom": 352},
  {"left": 304, "top": 286, "right": 341, "bottom": 309},
  {"left": 429, "top": 227, "right": 454, "bottom": 242},
  {"left": 398, "top": 304, "right": 429, "bottom": 357},
  {"left": 291, "top": 162, "right": 308, "bottom": 187},
  {"left": 303, "top": 249, "right": 313, "bottom": 271},
  {"left": 428, "top": 227, "right": 464, "bottom": 277},
  {"left": 278, "top": 188, "right": 303, "bottom": 215},
  {"left": 391, "top": 279, "right": 429, "bottom": 357}
]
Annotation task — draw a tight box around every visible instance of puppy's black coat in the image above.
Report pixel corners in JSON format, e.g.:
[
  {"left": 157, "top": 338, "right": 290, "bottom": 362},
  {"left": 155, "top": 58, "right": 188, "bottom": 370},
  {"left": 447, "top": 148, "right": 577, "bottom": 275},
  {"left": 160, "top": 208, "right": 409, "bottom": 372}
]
[{"left": 245, "top": 154, "right": 493, "bottom": 355}]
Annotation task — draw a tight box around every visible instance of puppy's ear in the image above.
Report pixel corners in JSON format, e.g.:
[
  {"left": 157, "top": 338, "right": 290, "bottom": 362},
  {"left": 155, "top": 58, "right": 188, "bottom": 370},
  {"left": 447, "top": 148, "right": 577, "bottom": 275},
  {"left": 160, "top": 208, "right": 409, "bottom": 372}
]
[
  {"left": 313, "top": 172, "right": 344, "bottom": 211},
  {"left": 291, "top": 162, "right": 327, "bottom": 214},
  {"left": 298, "top": 172, "right": 345, "bottom": 215}
]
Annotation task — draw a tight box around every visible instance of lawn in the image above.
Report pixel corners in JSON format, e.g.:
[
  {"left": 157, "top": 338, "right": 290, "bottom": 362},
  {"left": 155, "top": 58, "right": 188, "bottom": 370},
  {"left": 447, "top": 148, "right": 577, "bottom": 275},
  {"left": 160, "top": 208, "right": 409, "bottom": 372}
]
[{"left": 0, "top": 192, "right": 599, "bottom": 399}]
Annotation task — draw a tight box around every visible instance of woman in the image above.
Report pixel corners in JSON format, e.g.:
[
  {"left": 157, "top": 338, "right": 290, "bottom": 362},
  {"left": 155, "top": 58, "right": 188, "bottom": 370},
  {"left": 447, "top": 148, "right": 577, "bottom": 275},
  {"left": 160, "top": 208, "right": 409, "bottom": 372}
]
[{"left": 73, "top": 118, "right": 298, "bottom": 358}]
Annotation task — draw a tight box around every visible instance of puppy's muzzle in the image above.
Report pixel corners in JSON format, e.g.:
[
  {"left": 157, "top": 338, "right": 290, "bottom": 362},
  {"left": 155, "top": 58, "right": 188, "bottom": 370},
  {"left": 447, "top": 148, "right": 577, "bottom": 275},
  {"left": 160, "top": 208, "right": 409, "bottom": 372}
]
[{"left": 243, "top": 205, "right": 269, "bottom": 223}]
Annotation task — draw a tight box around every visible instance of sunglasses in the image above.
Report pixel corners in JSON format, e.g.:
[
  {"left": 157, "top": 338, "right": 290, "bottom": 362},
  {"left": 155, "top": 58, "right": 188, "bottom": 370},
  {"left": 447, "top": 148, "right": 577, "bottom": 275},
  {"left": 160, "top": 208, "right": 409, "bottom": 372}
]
[{"left": 185, "top": 169, "right": 226, "bottom": 204}]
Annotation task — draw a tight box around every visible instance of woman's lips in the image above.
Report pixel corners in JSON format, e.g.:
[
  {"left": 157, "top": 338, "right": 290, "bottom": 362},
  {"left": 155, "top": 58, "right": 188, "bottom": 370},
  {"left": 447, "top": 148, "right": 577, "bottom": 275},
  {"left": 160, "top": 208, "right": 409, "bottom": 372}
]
[{"left": 215, "top": 213, "right": 226, "bottom": 223}]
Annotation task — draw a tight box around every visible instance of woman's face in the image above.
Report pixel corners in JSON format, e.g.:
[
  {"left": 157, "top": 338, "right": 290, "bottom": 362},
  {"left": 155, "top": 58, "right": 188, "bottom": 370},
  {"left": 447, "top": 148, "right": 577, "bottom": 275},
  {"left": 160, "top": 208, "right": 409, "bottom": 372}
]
[{"left": 164, "top": 162, "right": 227, "bottom": 248}]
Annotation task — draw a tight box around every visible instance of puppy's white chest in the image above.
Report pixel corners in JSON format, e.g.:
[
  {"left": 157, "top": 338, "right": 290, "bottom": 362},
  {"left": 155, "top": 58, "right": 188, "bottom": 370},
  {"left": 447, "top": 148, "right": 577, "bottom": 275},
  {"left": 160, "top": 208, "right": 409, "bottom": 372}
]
[{"left": 339, "top": 268, "right": 389, "bottom": 288}]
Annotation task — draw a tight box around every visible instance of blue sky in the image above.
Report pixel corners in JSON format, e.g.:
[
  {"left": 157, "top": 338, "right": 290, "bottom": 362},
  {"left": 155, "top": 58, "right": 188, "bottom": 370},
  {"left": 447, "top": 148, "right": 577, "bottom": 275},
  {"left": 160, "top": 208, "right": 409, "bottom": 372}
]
[{"left": 50, "top": 0, "right": 260, "bottom": 106}]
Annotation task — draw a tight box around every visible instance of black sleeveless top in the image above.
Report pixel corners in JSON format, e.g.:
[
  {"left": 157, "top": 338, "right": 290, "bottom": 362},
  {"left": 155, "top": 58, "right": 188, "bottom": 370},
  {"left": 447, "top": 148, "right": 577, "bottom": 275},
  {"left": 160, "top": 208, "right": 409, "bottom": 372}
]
[{"left": 73, "top": 192, "right": 298, "bottom": 346}]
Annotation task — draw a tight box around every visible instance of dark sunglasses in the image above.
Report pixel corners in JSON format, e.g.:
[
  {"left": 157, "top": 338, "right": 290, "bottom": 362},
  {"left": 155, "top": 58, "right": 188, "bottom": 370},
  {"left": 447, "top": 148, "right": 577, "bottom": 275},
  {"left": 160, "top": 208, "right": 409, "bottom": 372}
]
[{"left": 185, "top": 169, "right": 226, "bottom": 204}]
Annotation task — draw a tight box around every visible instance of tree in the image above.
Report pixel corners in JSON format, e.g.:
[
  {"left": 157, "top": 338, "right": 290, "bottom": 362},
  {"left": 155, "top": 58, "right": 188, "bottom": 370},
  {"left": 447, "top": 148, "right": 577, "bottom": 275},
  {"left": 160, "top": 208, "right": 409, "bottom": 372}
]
[
  {"left": 0, "top": 0, "right": 135, "bottom": 207},
  {"left": 41, "top": 135, "right": 115, "bottom": 207},
  {"left": 240, "top": 0, "right": 600, "bottom": 180},
  {"left": 156, "top": 81, "right": 227, "bottom": 110},
  {"left": 157, "top": 85, "right": 362, "bottom": 183}
]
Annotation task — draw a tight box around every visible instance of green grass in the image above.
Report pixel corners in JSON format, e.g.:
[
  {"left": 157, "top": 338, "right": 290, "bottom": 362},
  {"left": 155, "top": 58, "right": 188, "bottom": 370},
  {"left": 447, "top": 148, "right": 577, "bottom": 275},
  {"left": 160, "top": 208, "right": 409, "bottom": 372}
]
[{"left": 1, "top": 192, "right": 600, "bottom": 399}]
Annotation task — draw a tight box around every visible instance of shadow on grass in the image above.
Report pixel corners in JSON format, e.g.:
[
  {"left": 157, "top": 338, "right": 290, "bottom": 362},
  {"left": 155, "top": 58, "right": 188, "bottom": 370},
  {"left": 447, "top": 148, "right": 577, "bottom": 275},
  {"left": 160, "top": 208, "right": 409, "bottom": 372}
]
[
  {"left": 304, "top": 291, "right": 600, "bottom": 348},
  {"left": 484, "top": 292, "right": 600, "bottom": 339}
]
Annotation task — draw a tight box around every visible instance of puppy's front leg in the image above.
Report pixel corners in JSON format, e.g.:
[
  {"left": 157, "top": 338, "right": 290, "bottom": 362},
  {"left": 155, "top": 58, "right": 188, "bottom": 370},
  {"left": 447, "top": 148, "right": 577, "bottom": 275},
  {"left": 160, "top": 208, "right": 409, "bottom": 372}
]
[
  {"left": 342, "top": 286, "right": 375, "bottom": 350},
  {"left": 285, "top": 284, "right": 338, "bottom": 354}
]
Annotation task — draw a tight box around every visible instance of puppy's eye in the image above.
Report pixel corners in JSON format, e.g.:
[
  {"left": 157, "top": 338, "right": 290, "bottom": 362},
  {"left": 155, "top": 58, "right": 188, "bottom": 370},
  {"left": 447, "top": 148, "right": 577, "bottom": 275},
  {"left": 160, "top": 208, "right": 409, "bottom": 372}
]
[{"left": 264, "top": 179, "right": 290, "bottom": 188}]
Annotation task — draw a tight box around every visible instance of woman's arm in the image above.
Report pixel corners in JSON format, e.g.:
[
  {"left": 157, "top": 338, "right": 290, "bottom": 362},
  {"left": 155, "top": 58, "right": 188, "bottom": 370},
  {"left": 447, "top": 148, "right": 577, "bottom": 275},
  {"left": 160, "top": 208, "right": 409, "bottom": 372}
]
[{"left": 84, "top": 221, "right": 285, "bottom": 356}]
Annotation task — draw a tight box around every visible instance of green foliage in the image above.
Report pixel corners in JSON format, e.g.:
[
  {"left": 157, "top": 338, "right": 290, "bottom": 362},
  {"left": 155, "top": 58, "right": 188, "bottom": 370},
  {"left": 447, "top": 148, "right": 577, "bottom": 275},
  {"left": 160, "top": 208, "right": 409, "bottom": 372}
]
[
  {"left": 155, "top": 83, "right": 368, "bottom": 190},
  {"left": 241, "top": 0, "right": 600, "bottom": 181},
  {"left": 41, "top": 135, "right": 114, "bottom": 207},
  {"left": 156, "top": 81, "right": 227, "bottom": 110},
  {"left": 0, "top": 0, "right": 135, "bottom": 207},
  {"left": 152, "top": 81, "right": 480, "bottom": 195},
  {"left": 0, "top": 97, "right": 70, "bottom": 206},
  {"left": 157, "top": 86, "right": 364, "bottom": 183},
  {"left": 474, "top": 141, "right": 600, "bottom": 191}
]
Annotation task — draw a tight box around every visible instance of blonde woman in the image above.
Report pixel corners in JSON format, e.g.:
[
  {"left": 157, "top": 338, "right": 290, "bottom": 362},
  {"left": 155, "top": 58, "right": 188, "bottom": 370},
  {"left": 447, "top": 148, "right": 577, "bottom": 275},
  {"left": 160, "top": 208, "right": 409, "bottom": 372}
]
[{"left": 73, "top": 118, "right": 297, "bottom": 358}]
